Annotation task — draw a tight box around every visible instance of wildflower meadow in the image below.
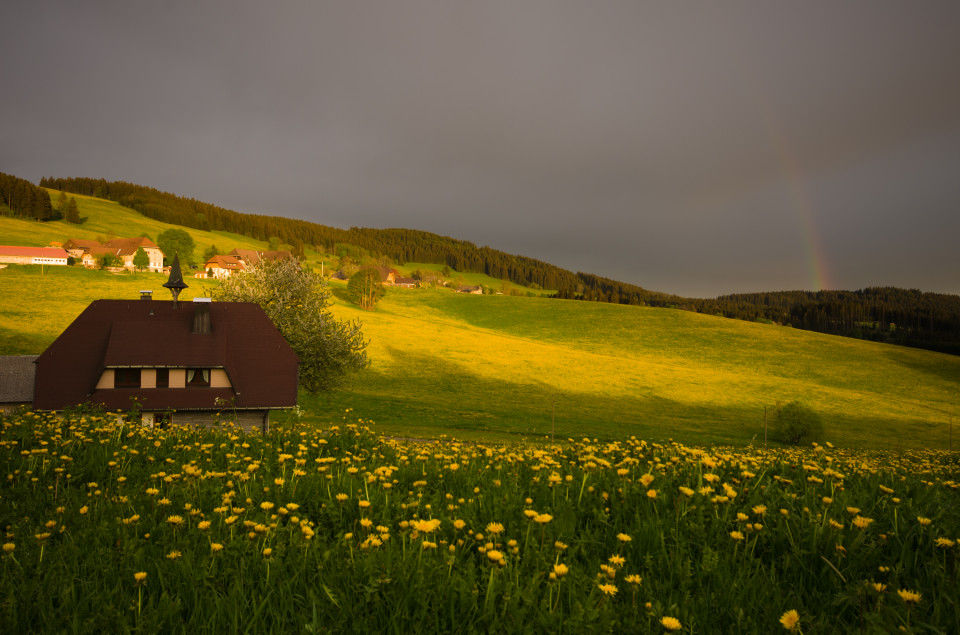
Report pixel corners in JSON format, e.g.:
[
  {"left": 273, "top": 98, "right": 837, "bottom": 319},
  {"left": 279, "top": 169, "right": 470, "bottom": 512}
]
[{"left": 1, "top": 409, "right": 958, "bottom": 632}]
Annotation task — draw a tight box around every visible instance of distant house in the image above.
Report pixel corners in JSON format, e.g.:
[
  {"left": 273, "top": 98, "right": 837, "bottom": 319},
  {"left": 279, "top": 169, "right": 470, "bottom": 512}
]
[
  {"left": 0, "top": 245, "right": 69, "bottom": 266},
  {"left": 458, "top": 285, "right": 483, "bottom": 295},
  {"left": 0, "top": 356, "right": 37, "bottom": 413},
  {"left": 229, "top": 249, "right": 293, "bottom": 268},
  {"left": 32, "top": 257, "right": 299, "bottom": 432},
  {"left": 377, "top": 267, "right": 398, "bottom": 284},
  {"left": 203, "top": 254, "right": 245, "bottom": 279},
  {"left": 63, "top": 237, "right": 164, "bottom": 272},
  {"left": 394, "top": 277, "right": 419, "bottom": 288}
]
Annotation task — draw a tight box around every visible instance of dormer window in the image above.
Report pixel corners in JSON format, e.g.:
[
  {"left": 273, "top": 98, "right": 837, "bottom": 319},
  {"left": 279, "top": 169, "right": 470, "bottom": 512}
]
[
  {"left": 187, "top": 368, "right": 211, "bottom": 387},
  {"left": 115, "top": 368, "right": 141, "bottom": 388}
]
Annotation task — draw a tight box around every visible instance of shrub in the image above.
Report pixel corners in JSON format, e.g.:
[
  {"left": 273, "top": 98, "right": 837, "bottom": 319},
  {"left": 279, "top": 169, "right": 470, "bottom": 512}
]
[{"left": 774, "top": 401, "right": 825, "bottom": 445}]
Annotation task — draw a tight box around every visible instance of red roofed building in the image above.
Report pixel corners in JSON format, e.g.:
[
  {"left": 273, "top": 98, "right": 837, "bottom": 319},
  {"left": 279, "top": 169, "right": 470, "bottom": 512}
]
[
  {"left": 63, "top": 237, "right": 164, "bottom": 271},
  {"left": 33, "top": 257, "right": 298, "bottom": 432},
  {"left": 203, "top": 254, "right": 245, "bottom": 278},
  {"left": 0, "top": 245, "right": 69, "bottom": 266}
]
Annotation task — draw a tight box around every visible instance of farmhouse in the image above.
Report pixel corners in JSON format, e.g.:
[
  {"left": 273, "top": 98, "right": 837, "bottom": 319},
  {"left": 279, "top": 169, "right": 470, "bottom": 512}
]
[
  {"left": 0, "top": 245, "right": 69, "bottom": 266},
  {"left": 393, "top": 277, "right": 419, "bottom": 288},
  {"left": 229, "top": 249, "right": 293, "bottom": 268},
  {"left": 32, "top": 259, "right": 299, "bottom": 432},
  {"left": 203, "top": 254, "right": 245, "bottom": 278},
  {"left": 63, "top": 237, "right": 164, "bottom": 272}
]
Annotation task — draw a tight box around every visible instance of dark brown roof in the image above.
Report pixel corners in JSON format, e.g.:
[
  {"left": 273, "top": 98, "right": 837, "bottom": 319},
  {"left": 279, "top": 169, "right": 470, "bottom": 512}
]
[
  {"left": 33, "top": 300, "right": 298, "bottom": 411},
  {"left": 0, "top": 356, "right": 37, "bottom": 403},
  {"left": 229, "top": 249, "right": 293, "bottom": 267}
]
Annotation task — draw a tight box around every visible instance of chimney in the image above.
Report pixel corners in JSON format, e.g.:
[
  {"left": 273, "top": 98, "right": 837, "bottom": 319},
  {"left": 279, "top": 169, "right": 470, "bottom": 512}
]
[
  {"left": 139, "top": 290, "right": 153, "bottom": 301},
  {"left": 192, "top": 297, "right": 212, "bottom": 334}
]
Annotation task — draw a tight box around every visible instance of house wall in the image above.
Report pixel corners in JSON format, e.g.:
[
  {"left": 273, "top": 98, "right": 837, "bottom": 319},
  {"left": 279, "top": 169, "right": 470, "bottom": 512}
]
[
  {"left": 211, "top": 369, "right": 231, "bottom": 387},
  {"left": 171, "top": 410, "right": 270, "bottom": 433},
  {"left": 169, "top": 369, "right": 186, "bottom": 388},
  {"left": 96, "top": 369, "right": 115, "bottom": 389}
]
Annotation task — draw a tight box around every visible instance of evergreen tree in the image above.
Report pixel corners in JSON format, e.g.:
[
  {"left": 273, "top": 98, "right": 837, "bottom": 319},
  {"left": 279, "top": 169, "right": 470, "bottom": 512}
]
[
  {"left": 132, "top": 247, "right": 150, "bottom": 271},
  {"left": 64, "top": 197, "right": 81, "bottom": 224}
]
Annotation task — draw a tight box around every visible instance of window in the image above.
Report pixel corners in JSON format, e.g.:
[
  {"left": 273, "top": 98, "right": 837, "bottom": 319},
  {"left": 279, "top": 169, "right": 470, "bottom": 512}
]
[
  {"left": 186, "top": 368, "right": 211, "bottom": 387},
  {"left": 115, "top": 368, "right": 141, "bottom": 388},
  {"left": 156, "top": 368, "right": 169, "bottom": 388}
]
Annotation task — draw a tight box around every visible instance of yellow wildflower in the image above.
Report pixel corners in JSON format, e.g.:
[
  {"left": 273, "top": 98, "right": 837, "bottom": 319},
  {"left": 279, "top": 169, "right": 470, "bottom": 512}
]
[
  {"left": 133, "top": 571, "right": 147, "bottom": 585},
  {"left": 779, "top": 609, "right": 800, "bottom": 631},
  {"left": 897, "top": 589, "right": 921, "bottom": 604},
  {"left": 661, "top": 616, "right": 682, "bottom": 631},
  {"left": 598, "top": 583, "right": 617, "bottom": 596}
]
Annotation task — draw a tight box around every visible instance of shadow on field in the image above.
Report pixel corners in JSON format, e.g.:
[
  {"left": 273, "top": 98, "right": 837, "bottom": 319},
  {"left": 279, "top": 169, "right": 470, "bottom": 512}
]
[{"left": 305, "top": 346, "right": 769, "bottom": 445}]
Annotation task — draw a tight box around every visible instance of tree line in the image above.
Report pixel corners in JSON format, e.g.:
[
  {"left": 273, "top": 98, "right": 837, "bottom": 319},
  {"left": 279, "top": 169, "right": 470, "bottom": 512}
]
[
  {"left": 1, "top": 172, "right": 54, "bottom": 221},
  {"left": 39, "top": 176, "right": 960, "bottom": 355}
]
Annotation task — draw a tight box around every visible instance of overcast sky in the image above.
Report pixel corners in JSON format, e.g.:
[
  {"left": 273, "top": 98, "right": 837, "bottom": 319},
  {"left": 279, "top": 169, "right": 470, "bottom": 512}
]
[{"left": 3, "top": 2, "right": 959, "bottom": 297}]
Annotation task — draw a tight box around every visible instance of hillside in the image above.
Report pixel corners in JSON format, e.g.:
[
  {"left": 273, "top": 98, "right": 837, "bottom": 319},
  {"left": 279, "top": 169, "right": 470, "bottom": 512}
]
[
  {"left": 2, "top": 263, "right": 957, "bottom": 450},
  {"left": 34, "top": 177, "right": 960, "bottom": 356}
]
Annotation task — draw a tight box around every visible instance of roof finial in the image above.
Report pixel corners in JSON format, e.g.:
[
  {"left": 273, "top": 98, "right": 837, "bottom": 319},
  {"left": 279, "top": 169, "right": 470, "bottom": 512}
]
[{"left": 163, "top": 252, "right": 189, "bottom": 308}]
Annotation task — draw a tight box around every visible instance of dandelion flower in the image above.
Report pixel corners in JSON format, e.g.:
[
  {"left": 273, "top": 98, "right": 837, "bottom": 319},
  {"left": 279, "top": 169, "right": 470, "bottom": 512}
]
[
  {"left": 616, "top": 533, "right": 631, "bottom": 543},
  {"left": 598, "top": 583, "right": 617, "bottom": 596},
  {"left": 730, "top": 530, "right": 744, "bottom": 541},
  {"left": 260, "top": 502, "right": 274, "bottom": 511},
  {"left": 752, "top": 505, "right": 767, "bottom": 516},
  {"left": 608, "top": 554, "right": 626, "bottom": 568},
  {"left": 211, "top": 543, "right": 224, "bottom": 553},
  {"left": 133, "top": 571, "right": 147, "bottom": 585},
  {"left": 625, "top": 574, "right": 642, "bottom": 586},
  {"left": 852, "top": 516, "right": 874, "bottom": 530},
  {"left": 646, "top": 489, "right": 658, "bottom": 500},
  {"left": 661, "top": 616, "right": 682, "bottom": 631},
  {"left": 534, "top": 514, "right": 553, "bottom": 525},
  {"left": 486, "top": 549, "right": 504, "bottom": 563},
  {"left": 553, "top": 563, "right": 569, "bottom": 578},
  {"left": 872, "top": 583, "right": 886, "bottom": 593},
  {"left": 897, "top": 589, "right": 921, "bottom": 604},
  {"left": 453, "top": 519, "right": 466, "bottom": 530},
  {"left": 486, "top": 522, "right": 505, "bottom": 535},
  {"left": 165, "top": 550, "right": 181, "bottom": 560},
  {"left": 197, "top": 520, "right": 211, "bottom": 531},
  {"left": 2, "top": 543, "right": 14, "bottom": 554},
  {"left": 779, "top": 609, "right": 800, "bottom": 631},
  {"left": 935, "top": 537, "right": 955, "bottom": 548},
  {"left": 335, "top": 493, "right": 348, "bottom": 502},
  {"left": 262, "top": 548, "right": 272, "bottom": 557},
  {"left": 916, "top": 517, "right": 932, "bottom": 526}
]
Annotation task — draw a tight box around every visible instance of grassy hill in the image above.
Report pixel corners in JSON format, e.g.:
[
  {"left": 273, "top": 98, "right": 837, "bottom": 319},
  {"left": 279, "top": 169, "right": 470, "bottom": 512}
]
[{"left": 2, "top": 195, "right": 958, "bottom": 449}]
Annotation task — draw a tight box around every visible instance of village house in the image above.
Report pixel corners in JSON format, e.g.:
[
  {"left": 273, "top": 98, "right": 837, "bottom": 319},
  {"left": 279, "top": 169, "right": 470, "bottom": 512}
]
[
  {"left": 63, "top": 237, "right": 164, "bottom": 272},
  {"left": 458, "top": 285, "right": 484, "bottom": 294},
  {"left": 0, "top": 245, "right": 69, "bottom": 266},
  {"left": 202, "top": 254, "right": 245, "bottom": 278},
  {"left": 31, "top": 257, "right": 299, "bottom": 432},
  {"left": 393, "top": 277, "right": 419, "bottom": 288},
  {"left": 228, "top": 248, "right": 293, "bottom": 268}
]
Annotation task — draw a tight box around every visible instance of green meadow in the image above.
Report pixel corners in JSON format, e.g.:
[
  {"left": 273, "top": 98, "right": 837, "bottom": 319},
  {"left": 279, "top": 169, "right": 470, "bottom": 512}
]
[{"left": 2, "top": 195, "right": 959, "bottom": 449}]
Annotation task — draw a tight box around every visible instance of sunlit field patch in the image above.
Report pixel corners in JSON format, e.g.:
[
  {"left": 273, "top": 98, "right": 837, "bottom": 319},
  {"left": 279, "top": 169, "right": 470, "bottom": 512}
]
[{"left": 1, "top": 409, "right": 958, "bottom": 632}]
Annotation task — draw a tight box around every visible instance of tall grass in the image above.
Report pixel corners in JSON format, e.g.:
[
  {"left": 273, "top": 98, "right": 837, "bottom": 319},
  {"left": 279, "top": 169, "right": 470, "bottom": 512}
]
[{"left": 1, "top": 410, "right": 957, "bottom": 632}]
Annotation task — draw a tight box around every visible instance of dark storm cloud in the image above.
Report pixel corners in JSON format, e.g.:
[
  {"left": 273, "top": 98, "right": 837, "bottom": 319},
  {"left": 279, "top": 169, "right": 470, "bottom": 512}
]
[{"left": 2, "top": 1, "right": 959, "bottom": 297}]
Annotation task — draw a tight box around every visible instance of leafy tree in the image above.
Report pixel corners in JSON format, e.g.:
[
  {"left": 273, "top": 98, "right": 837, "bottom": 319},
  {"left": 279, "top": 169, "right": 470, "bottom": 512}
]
[
  {"left": 99, "top": 253, "right": 121, "bottom": 268},
  {"left": 268, "top": 236, "right": 280, "bottom": 251},
  {"left": 157, "top": 228, "right": 196, "bottom": 266},
  {"left": 57, "top": 191, "right": 67, "bottom": 211},
  {"left": 203, "top": 243, "right": 221, "bottom": 261},
  {"left": 132, "top": 247, "right": 150, "bottom": 271},
  {"left": 348, "top": 268, "right": 385, "bottom": 310},
  {"left": 214, "top": 259, "right": 368, "bottom": 392},
  {"left": 774, "top": 401, "right": 825, "bottom": 445},
  {"left": 64, "top": 197, "right": 80, "bottom": 224}
]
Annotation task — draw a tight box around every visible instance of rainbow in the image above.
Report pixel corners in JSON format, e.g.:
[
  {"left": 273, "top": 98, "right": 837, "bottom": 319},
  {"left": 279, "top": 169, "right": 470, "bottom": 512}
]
[{"left": 755, "top": 96, "right": 832, "bottom": 292}]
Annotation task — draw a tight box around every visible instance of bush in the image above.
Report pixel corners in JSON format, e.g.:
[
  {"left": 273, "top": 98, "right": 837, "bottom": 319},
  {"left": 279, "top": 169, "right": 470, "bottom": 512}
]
[{"left": 774, "top": 401, "right": 825, "bottom": 445}]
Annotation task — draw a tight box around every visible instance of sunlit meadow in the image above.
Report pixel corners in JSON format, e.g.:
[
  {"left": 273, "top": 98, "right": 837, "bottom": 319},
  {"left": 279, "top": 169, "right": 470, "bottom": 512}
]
[{"left": 1, "top": 408, "right": 957, "bottom": 632}]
